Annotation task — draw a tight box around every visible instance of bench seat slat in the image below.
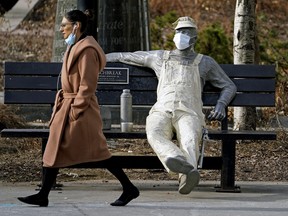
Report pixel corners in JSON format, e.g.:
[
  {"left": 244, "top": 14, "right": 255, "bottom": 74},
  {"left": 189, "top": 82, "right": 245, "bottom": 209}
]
[
  {"left": 68, "top": 155, "right": 222, "bottom": 170},
  {"left": 0, "top": 128, "right": 277, "bottom": 140}
]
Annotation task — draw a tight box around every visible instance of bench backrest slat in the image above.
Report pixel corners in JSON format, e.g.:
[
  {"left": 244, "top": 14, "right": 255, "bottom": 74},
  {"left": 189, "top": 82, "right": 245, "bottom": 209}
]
[
  {"left": 4, "top": 91, "right": 56, "bottom": 104},
  {"left": 5, "top": 76, "right": 275, "bottom": 93},
  {"left": 231, "top": 79, "right": 275, "bottom": 92},
  {"left": 4, "top": 62, "right": 61, "bottom": 76},
  {"left": 220, "top": 64, "right": 275, "bottom": 78},
  {"left": 3, "top": 61, "right": 275, "bottom": 107},
  {"left": 5, "top": 62, "right": 275, "bottom": 78},
  {"left": 4, "top": 90, "right": 275, "bottom": 107},
  {"left": 5, "top": 76, "right": 59, "bottom": 90}
]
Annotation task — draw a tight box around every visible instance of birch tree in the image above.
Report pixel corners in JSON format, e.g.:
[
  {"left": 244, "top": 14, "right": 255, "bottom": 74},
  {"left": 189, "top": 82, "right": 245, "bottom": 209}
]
[{"left": 233, "top": 0, "right": 257, "bottom": 130}]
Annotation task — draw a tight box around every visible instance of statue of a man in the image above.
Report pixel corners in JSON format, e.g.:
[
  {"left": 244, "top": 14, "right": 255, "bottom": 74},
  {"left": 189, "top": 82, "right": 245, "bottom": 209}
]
[{"left": 106, "top": 17, "right": 237, "bottom": 194}]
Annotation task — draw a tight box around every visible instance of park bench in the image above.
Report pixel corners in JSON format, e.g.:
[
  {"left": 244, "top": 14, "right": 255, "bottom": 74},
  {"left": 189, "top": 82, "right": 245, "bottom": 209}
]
[{"left": 1, "top": 61, "right": 277, "bottom": 192}]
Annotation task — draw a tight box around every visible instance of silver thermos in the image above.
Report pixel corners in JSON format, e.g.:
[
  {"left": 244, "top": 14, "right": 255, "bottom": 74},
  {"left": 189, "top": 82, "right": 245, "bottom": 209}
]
[{"left": 120, "top": 89, "right": 133, "bottom": 132}]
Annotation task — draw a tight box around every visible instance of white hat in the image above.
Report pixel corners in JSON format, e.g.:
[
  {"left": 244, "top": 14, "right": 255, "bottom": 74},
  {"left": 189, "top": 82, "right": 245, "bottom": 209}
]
[{"left": 173, "top": 16, "right": 197, "bottom": 30}]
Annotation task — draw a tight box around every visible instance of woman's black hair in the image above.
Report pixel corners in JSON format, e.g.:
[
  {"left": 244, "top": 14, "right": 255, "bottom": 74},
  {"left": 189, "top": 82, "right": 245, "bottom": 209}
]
[{"left": 65, "top": 9, "right": 94, "bottom": 33}]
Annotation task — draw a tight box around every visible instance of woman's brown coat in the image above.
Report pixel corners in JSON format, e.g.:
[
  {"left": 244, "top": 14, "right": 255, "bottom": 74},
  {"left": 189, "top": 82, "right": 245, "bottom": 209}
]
[{"left": 43, "top": 36, "right": 111, "bottom": 167}]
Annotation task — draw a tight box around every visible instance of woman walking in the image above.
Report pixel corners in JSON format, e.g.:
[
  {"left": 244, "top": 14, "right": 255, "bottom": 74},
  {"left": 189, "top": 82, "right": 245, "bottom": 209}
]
[{"left": 17, "top": 9, "right": 139, "bottom": 207}]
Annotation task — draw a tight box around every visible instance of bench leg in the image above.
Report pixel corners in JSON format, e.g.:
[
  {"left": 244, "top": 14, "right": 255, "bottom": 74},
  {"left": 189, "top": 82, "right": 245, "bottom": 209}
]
[{"left": 216, "top": 139, "right": 241, "bottom": 193}]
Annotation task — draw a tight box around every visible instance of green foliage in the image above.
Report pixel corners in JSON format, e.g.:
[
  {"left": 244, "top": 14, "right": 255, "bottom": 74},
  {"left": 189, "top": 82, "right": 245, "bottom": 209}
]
[
  {"left": 150, "top": 11, "right": 178, "bottom": 50},
  {"left": 258, "top": 28, "right": 288, "bottom": 114},
  {"left": 150, "top": 16, "right": 233, "bottom": 64},
  {"left": 195, "top": 23, "right": 233, "bottom": 64}
]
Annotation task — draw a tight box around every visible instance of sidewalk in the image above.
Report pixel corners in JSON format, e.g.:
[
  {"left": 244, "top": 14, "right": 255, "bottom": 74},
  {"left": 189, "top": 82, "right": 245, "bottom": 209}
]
[{"left": 0, "top": 180, "right": 287, "bottom": 216}]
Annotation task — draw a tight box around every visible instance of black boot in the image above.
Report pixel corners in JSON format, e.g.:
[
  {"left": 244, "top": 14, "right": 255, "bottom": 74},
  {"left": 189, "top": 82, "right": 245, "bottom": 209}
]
[
  {"left": 18, "top": 194, "right": 48, "bottom": 207},
  {"left": 17, "top": 167, "right": 59, "bottom": 207},
  {"left": 110, "top": 185, "right": 139, "bottom": 206},
  {"left": 107, "top": 166, "right": 139, "bottom": 206}
]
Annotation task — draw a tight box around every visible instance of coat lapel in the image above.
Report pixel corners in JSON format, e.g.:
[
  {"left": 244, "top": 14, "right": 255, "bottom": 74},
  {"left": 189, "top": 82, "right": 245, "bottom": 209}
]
[{"left": 62, "top": 45, "right": 76, "bottom": 92}]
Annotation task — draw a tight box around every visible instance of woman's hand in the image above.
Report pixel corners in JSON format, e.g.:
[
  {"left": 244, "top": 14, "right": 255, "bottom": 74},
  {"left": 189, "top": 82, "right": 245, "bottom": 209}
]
[{"left": 69, "top": 108, "right": 78, "bottom": 121}]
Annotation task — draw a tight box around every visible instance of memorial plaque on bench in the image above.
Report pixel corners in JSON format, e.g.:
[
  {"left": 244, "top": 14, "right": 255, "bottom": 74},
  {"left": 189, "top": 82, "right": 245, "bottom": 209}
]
[{"left": 99, "top": 67, "right": 129, "bottom": 84}]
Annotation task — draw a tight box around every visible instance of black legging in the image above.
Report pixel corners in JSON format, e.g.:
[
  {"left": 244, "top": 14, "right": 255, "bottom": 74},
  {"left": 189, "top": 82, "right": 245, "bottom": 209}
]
[{"left": 39, "top": 158, "right": 134, "bottom": 198}]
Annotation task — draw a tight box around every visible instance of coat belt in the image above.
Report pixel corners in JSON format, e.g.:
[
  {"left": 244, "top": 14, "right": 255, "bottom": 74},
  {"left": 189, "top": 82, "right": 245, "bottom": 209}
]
[
  {"left": 49, "top": 91, "right": 78, "bottom": 126},
  {"left": 54, "top": 91, "right": 77, "bottom": 111},
  {"left": 63, "top": 92, "right": 77, "bottom": 99}
]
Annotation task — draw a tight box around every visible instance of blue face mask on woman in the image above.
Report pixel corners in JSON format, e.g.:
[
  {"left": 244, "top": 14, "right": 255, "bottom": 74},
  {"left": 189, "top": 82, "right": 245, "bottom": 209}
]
[
  {"left": 65, "top": 24, "right": 77, "bottom": 46},
  {"left": 65, "top": 33, "right": 76, "bottom": 46}
]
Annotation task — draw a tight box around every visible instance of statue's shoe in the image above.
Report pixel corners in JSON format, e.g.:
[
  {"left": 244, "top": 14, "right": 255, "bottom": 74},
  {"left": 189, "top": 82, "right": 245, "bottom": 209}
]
[{"left": 178, "top": 169, "right": 200, "bottom": 194}]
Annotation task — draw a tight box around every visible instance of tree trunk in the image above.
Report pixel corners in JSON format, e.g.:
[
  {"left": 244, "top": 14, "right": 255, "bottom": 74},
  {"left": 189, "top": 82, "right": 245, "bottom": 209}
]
[
  {"left": 233, "top": 0, "right": 257, "bottom": 130},
  {"left": 52, "top": 0, "right": 77, "bottom": 62}
]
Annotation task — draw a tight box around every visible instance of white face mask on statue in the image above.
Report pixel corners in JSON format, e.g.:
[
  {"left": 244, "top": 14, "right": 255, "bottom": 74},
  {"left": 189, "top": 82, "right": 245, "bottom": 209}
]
[{"left": 173, "top": 33, "right": 192, "bottom": 50}]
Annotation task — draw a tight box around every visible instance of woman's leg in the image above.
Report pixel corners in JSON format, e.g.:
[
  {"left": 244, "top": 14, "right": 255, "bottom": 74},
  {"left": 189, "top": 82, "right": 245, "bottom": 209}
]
[
  {"left": 39, "top": 167, "right": 59, "bottom": 197},
  {"left": 107, "top": 167, "right": 139, "bottom": 206},
  {"left": 17, "top": 167, "right": 59, "bottom": 207}
]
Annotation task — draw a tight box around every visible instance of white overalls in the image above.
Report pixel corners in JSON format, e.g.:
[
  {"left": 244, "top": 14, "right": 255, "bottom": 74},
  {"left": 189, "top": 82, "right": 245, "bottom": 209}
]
[{"left": 146, "top": 51, "right": 205, "bottom": 173}]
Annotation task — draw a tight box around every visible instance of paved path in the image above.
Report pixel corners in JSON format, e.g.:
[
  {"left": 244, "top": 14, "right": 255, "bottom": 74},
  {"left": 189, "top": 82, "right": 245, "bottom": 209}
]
[{"left": 0, "top": 180, "right": 287, "bottom": 216}]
